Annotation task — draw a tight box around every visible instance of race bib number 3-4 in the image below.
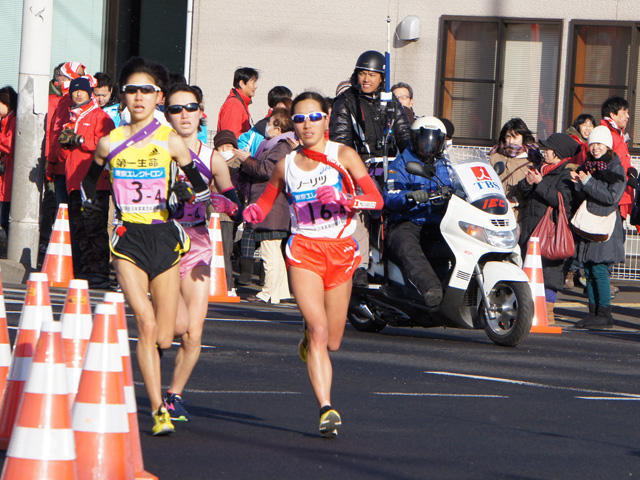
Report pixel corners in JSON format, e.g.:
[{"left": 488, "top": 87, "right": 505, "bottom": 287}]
[{"left": 113, "top": 167, "right": 166, "bottom": 212}]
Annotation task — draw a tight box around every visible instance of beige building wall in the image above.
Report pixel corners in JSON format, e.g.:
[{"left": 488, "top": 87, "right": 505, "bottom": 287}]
[{"left": 190, "top": 0, "right": 640, "bottom": 135}]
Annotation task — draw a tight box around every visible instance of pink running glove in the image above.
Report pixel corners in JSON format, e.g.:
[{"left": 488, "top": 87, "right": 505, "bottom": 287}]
[
  {"left": 315, "top": 185, "right": 354, "bottom": 209},
  {"left": 211, "top": 193, "right": 238, "bottom": 216},
  {"left": 243, "top": 203, "right": 265, "bottom": 223}
]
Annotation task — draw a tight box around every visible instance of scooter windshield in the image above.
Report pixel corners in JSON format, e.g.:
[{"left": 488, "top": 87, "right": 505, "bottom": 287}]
[{"left": 443, "top": 148, "right": 508, "bottom": 214}]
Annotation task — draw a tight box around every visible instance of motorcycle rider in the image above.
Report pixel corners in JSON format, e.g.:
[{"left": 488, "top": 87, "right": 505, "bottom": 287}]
[
  {"left": 384, "top": 117, "right": 453, "bottom": 308},
  {"left": 330, "top": 50, "right": 411, "bottom": 286}
]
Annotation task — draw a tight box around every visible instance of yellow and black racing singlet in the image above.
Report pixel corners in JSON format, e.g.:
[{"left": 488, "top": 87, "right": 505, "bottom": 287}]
[{"left": 108, "top": 124, "right": 178, "bottom": 224}]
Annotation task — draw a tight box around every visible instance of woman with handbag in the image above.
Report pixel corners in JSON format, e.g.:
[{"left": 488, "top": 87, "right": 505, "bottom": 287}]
[
  {"left": 570, "top": 126, "right": 626, "bottom": 328},
  {"left": 517, "top": 133, "right": 580, "bottom": 325}
]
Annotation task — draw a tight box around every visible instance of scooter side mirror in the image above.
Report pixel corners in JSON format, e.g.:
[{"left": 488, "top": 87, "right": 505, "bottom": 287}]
[
  {"left": 493, "top": 161, "right": 506, "bottom": 175},
  {"left": 406, "top": 161, "right": 431, "bottom": 178}
]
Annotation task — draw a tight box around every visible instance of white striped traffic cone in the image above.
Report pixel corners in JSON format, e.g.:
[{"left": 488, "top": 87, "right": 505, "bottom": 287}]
[
  {"left": 208, "top": 213, "right": 240, "bottom": 303},
  {"left": 523, "top": 237, "right": 561, "bottom": 334},
  {"left": 0, "top": 320, "right": 77, "bottom": 479},
  {"left": 0, "top": 272, "right": 53, "bottom": 449},
  {"left": 41, "top": 203, "right": 74, "bottom": 287},
  {"left": 104, "top": 291, "right": 157, "bottom": 480},
  {"left": 0, "top": 269, "right": 11, "bottom": 403},
  {"left": 60, "top": 279, "right": 93, "bottom": 406},
  {"left": 72, "top": 302, "right": 134, "bottom": 479}
]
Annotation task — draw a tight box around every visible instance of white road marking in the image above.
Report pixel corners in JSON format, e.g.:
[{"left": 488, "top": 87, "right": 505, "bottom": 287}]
[
  {"left": 6, "top": 326, "right": 216, "bottom": 349},
  {"left": 374, "top": 392, "right": 508, "bottom": 398},
  {"left": 425, "top": 371, "right": 640, "bottom": 398},
  {"left": 133, "top": 381, "right": 301, "bottom": 395},
  {"left": 575, "top": 396, "right": 640, "bottom": 401}
]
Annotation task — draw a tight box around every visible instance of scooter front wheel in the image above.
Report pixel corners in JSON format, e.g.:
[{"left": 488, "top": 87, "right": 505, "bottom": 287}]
[{"left": 482, "top": 281, "right": 533, "bottom": 347}]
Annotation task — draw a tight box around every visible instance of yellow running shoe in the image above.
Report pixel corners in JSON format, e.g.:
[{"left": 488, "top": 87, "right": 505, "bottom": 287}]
[
  {"left": 298, "top": 324, "right": 309, "bottom": 363},
  {"left": 152, "top": 406, "right": 175, "bottom": 436},
  {"left": 319, "top": 407, "right": 341, "bottom": 438}
]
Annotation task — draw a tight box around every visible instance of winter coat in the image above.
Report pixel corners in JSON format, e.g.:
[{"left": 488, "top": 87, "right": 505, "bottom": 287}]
[
  {"left": 0, "top": 112, "right": 16, "bottom": 202},
  {"left": 384, "top": 148, "right": 453, "bottom": 226},
  {"left": 573, "top": 152, "right": 626, "bottom": 265},
  {"left": 600, "top": 118, "right": 633, "bottom": 213},
  {"left": 565, "top": 125, "right": 588, "bottom": 166},
  {"left": 489, "top": 151, "right": 532, "bottom": 220},
  {"left": 516, "top": 161, "right": 577, "bottom": 291},
  {"left": 217, "top": 88, "right": 252, "bottom": 139},
  {"left": 60, "top": 106, "right": 114, "bottom": 193},
  {"left": 240, "top": 136, "right": 291, "bottom": 232},
  {"left": 47, "top": 94, "right": 73, "bottom": 178},
  {"left": 329, "top": 86, "right": 410, "bottom": 159}
]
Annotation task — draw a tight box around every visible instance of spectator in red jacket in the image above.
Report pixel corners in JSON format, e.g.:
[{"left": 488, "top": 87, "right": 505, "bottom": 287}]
[
  {"left": 59, "top": 77, "right": 114, "bottom": 289},
  {"left": 217, "top": 67, "right": 258, "bottom": 138},
  {"left": 600, "top": 96, "right": 634, "bottom": 219},
  {"left": 0, "top": 86, "right": 17, "bottom": 245}
]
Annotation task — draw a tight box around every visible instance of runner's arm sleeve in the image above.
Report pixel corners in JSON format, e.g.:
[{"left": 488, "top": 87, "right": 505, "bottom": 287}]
[
  {"left": 181, "top": 161, "right": 210, "bottom": 203},
  {"left": 352, "top": 174, "right": 384, "bottom": 210},
  {"left": 81, "top": 160, "right": 105, "bottom": 203}
]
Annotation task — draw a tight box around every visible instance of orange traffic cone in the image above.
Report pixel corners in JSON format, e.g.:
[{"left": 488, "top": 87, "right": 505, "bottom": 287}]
[
  {"left": 61, "top": 279, "right": 93, "bottom": 406},
  {"left": 523, "top": 237, "right": 562, "bottom": 334},
  {"left": 41, "top": 203, "right": 74, "bottom": 288},
  {"left": 208, "top": 213, "right": 240, "bottom": 303},
  {"left": 104, "top": 291, "right": 157, "bottom": 480},
  {"left": 0, "top": 269, "right": 11, "bottom": 403},
  {"left": 72, "top": 302, "right": 134, "bottom": 480},
  {"left": 0, "top": 320, "right": 78, "bottom": 479},
  {"left": 0, "top": 272, "right": 53, "bottom": 449}
]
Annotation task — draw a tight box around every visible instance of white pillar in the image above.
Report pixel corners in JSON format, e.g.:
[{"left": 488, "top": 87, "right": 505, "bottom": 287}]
[{"left": 8, "top": 0, "right": 53, "bottom": 269}]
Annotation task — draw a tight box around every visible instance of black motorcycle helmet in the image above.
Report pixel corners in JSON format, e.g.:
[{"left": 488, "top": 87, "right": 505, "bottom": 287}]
[
  {"left": 355, "top": 50, "right": 385, "bottom": 73},
  {"left": 410, "top": 116, "right": 447, "bottom": 163}
]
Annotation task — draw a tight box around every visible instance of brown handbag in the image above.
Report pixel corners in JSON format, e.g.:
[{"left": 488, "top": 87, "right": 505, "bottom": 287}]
[{"left": 531, "top": 192, "right": 575, "bottom": 260}]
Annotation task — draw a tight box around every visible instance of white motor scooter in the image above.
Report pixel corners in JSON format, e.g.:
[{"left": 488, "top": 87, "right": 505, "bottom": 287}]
[{"left": 349, "top": 148, "right": 533, "bottom": 346}]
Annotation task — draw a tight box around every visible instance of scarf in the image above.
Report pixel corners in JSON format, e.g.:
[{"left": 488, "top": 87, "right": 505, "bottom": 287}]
[
  {"left": 491, "top": 142, "right": 539, "bottom": 159},
  {"left": 255, "top": 131, "right": 297, "bottom": 158},
  {"left": 540, "top": 158, "right": 569, "bottom": 176},
  {"left": 582, "top": 151, "right": 611, "bottom": 175},
  {"left": 64, "top": 97, "right": 100, "bottom": 132},
  {"left": 603, "top": 117, "right": 623, "bottom": 135}
]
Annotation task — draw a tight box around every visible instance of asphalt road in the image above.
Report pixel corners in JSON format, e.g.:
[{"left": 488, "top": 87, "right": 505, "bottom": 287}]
[{"left": 1, "top": 283, "right": 639, "bottom": 479}]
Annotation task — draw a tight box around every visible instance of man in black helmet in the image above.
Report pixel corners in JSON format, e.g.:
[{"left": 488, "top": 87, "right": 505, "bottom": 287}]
[{"left": 330, "top": 50, "right": 411, "bottom": 286}]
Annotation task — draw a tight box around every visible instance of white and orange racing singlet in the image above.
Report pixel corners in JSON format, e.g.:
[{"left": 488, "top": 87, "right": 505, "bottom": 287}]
[{"left": 284, "top": 140, "right": 356, "bottom": 239}]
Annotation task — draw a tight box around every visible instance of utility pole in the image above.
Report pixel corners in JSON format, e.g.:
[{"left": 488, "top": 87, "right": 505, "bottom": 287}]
[{"left": 7, "top": 0, "right": 53, "bottom": 270}]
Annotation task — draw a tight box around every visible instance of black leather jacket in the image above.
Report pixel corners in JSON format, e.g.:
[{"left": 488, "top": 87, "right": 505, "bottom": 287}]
[{"left": 329, "top": 86, "right": 411, "bottom": 159}]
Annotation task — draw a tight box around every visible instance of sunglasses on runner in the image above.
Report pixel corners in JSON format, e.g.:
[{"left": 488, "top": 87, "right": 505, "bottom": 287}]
[
  {"left": 166, "top": 102, "right": 200, "bottom": 115},
  {"left": 291, "top": 112, "right": 327, "bottom": 124},
  {"left": 121, "top": 84, "right": 161, "bottom": 94}
]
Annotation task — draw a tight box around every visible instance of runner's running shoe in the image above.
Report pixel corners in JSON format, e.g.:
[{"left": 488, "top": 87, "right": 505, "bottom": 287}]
[
  {"left": 165, "top": 392, "right": 191, "bottom": 422},
  {"left": 319, "top": 406, "right": 341, "bottom": 438},
  {"left": 298, "top": 324, "right": 309, "bottom": 363},
  {"left": 152, "top": 406, "right": 175, "bottom": 436}
]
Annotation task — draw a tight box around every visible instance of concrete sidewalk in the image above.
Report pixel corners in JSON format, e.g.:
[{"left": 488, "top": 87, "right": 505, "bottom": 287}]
[{"left": 555, "top": 280, "right": 640, "bottom": 331}]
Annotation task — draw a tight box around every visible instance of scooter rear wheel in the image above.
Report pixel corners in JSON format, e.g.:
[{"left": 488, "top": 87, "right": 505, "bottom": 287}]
[
  {"left": 348, "top": 301, "right": 386, "bottom": 333},
  {"left": 482, "top": 281, "right": 533, "bottom": 347}
]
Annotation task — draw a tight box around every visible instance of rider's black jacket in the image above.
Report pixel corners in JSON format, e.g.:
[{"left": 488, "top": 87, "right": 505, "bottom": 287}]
[{"left": 329, "top": 86, "right": 411, "bottom": 160}]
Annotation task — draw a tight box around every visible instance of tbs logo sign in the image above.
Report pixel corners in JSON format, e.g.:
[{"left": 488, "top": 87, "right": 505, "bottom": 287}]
[{"left": 470, "top": 166, "right": 500, "bottom": 190}]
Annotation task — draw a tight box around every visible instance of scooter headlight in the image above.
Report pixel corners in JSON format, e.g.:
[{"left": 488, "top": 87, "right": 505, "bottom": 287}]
[{"left": 459, "top": 222, "right": 519, "bottom": 249}]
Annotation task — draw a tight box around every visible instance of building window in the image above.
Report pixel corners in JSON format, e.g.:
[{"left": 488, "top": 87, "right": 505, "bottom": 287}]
[
  {"left": 568, "top": 24, "right": 640, "bottom": 151},
  {"left": 438, "top": 18, "right": 562, "bottom": 145}
]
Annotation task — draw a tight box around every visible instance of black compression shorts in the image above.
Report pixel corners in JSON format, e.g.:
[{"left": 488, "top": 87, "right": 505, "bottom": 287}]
[{"left": 109, "top": 220, "right": 191, "bottom": 280}]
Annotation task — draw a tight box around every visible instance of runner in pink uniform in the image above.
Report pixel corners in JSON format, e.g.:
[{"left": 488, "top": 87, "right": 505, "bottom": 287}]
[
  {"left": 164, "top": 83, "right": 240, "bottom": 421},
  {"left": 244, "top": 91, "right": 383, "bottom": 437}
]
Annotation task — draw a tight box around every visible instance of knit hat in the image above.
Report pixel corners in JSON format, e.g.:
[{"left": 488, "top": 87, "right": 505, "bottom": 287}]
[
  {"left": 69, "top": 77, "right": 92, "bottom": 96},
  {"left": 588, "top": 125, "right": 613, "bottom": 149},
  {"left": 538, "top": 133, "right": 580, "bottom": 159},
  {"left": 213, "top": 129, "right": 238, "bottom": 149}
]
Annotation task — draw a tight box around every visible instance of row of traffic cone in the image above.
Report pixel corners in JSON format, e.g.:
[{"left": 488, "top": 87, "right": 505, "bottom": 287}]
[
  {"left": 0, "top": 272, "right": 156, "bottom": 479},
  {"left": 41, "top": 204, "right": 239, "bottom": 302}
]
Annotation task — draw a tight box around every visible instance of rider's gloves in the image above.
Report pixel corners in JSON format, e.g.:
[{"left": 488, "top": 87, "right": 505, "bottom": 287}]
[
  {"left": 243, "top": 203, "right": 265, "bottom": 224},
  {"left": 406, "top": 190, "right": 430, "bottom": 204},
  {"left": 211, "top": 192, "right": 238, "bottom": 216},
  {"left": 315, "top": 185, "right": 354, "bottom": 209}
]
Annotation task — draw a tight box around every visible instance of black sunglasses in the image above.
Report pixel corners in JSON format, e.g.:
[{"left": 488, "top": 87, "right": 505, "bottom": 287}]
[
  {"left": 166, "top": 103, "right": 200, "bottom": 115},
  {"left": 121, "top": 84, "right": 161, "bottom": 94}
]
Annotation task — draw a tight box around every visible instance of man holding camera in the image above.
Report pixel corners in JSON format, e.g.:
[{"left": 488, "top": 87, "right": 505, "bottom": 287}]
[
  {"left": 59, "top": 76, "right": 115, "bottom": 288},
  {"left": 330, "top": 50, "right": 411, "bottom": 286}
]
